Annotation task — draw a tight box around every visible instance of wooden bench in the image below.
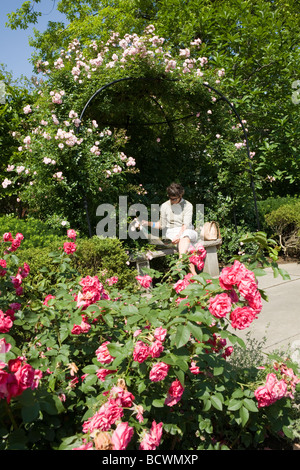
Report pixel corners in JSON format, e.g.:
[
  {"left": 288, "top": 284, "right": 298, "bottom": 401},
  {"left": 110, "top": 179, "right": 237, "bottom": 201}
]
[{"left": 130, "top": 238, "right": 222, "bottom": 278}]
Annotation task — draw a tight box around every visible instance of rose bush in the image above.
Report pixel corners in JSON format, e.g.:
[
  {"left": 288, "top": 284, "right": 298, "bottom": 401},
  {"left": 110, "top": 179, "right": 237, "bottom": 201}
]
[{"left": 0, "top": 229, "right": 299, "bottom": 450}]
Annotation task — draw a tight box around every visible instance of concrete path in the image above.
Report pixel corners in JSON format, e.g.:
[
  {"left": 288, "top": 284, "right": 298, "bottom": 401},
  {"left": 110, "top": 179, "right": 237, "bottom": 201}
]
[{"left": 228, "top": 262, "right": 300, "bottom": 360}]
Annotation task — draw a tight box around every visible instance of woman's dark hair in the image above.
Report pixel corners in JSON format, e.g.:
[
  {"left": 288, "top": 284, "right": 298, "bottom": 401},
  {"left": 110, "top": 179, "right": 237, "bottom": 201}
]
[{"left": 167, "top": 183, "right": 184, "bottom": 198}]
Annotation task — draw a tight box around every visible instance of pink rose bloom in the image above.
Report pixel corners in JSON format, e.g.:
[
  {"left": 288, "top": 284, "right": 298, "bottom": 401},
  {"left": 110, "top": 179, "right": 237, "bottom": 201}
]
[
  {"left": 96, "top": 368, "right": 116, "bottom": 382},
  {"left": 0, "top": 337, "right": 11, "bottom": 354},
  {"left": 96, "top": 341, "right": 115, "bottom": 364},
  {"left": 14, "top": 363, "right": 36, "bottom": 394},
  {"left": 189, "top": 254, "right": 205, "bottom": 271},
  {"left": 0, "top": 311, "right": 13, "bottom": 333},
  {"left": 63, "top": 241, "right": 77, "bottom": 254},
  {"left": 106, "top": 276, "right": 118, "bottom": 286},
  {"left": 136, "top": 275, "right": 152, "bottom": 288},
  {"left": 208, "top": 293, "right": 232, "bottom": 318},
  {"left": 82, "top": 399, "right": 124, "bottom": 433},
  {"left": 112, "top": 422, "right": 134, "bottom": 450},
  {"left": 254, "top": 385, "right": 273, "bottom": 408},
  {"left": 109, "top": 386, "right": 135, "bottom": 408},
  {"left": 71, "top": 324, "right": 83, "bottom": 335},
  {"left": 154, "top": 326, "right": 167, "bottom": 342},
  {"left": 67, "top": 229, "right": 77, "bottom": 240},
  {"left": 189, "top": 360, "right": 202, "bottom": 375},
  {"left": 164, "top": 379, "right": 184, "bottom": 407},
  {"left": 230, "top": 306, "right": 256, "bottom": 330},
  {"left": 79, "top": 275, "right": 103, "bottom": 293},
  {"left": 237, "top": 272, "right": 258, "bottom": 300},
  {"left": 149, "top": 340, "right": 164, "bottom": 358},
  {"left": 133, "top": 341, "right": 150, "bottom": 363},
  {"left": 247, "top": 290, "right": 263, "bottom": 314},
  {"left": 0, "top": 369, "right": 9, "bottom": 400},
  {"left": 139, "top": 421, "right": 163, "bottom": 450},
  {"left": 219, "top": 260, "right": 247, "bottom": 290},
  {"left": 149, "top": 362, "right": 170, "bottom": 382},
  {"left": 0, "top": 259, "right": 7, "bottom": 269},
  {"left": 173, "top": 275, "right": 191, "bottom": 293},
  {"left": 3, "top": 232, "right": 13, "bottom": 242}
]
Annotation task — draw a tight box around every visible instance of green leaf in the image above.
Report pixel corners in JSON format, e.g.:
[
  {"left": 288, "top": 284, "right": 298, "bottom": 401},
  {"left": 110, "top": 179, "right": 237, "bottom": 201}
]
[
  {"left": 175, "top": 325, "right": 190, "bottom": 348},
  {"left": 227, "top": 399, "right": 242, "bottom": 411},
  {"left": 239, "top": 406, "right": 249, "bottom": 426},
  {"left": 211, "top": 395, "right": 223, "bottom": 411},
  {"left": 21, "top": 402, "right": 40, "bottom": 423},
  {"left": 243, "top": 398, "right": 258, "bottom": 412},
  {"left": 187, "top": 321, "right": 203, "bottom": 342}
]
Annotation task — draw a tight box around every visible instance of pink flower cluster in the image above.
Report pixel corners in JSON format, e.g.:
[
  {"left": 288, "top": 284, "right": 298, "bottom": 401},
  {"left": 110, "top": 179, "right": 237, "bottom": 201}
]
[
  {"left": 71, "top": 275, "right": 110, "bottom": 334},
  {"left": 0, "top": 343, "right": 42, "bottom": 403},
  {"left": 133, "top": 326, "right": 167, "bottom": 365},
  {"left": 0, "top": 302, "right": 21, "bottom": 333},
  {"left": 208, "top": 260, "right": 262, "bottom": 330},
  {"left": 76, "top": 374, "right": 163, "bottom": 450},
  {"left": 188, "top": 242, "right": 207, "bottom": 271},
  {"left": 255, "top": 363, "right": 300, "bottom": 408},
  {"left": 139, "top": 420, "right": 163, "bottom": 450},
  {"left": 2, "top": 232, "right": 24, "bottom": 254}
]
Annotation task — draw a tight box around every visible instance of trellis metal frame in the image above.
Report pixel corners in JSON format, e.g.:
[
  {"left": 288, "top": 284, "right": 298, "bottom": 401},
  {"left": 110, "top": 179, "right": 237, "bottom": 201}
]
[{"left": 75, "top": 77, "right": 260, "bottom": 237}]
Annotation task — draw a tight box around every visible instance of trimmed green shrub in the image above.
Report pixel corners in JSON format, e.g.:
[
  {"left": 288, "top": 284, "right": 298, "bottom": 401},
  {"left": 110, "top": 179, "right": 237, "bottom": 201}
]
[
  {"left": 71, "top": 236, "right": 137, "bottom": 290},
  {"left": 264, "top": 201, "right": 300, "bottom": 256},
  {"left": 0, "top": 214, "right": 65, "bottom": 249}
]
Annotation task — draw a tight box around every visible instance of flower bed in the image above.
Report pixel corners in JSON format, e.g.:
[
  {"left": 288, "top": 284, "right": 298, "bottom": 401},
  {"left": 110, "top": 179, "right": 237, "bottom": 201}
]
[{"left": 0, "top": 230, "right": 299, "bottom": 450}]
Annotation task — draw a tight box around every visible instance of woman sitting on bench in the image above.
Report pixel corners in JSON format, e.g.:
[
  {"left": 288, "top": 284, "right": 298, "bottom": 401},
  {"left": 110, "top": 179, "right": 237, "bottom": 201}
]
[{"left": 142, "top": 182, "right": 198, "bottom": 275}]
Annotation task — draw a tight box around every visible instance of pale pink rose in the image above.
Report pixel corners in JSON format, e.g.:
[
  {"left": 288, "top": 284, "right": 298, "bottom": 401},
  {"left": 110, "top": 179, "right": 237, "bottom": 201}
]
[
  {"left": 230, "top": 306, "right": 256, "bottom": 330},
  {"left": 133, "top": 341, "right": 150, "bottom": 363},
  {"left": 149, "top": 362, "right": 170, "bottom": 382},
  {"left": 67, "top": 229, "right": 77, "bottom": 240},
  {"left": 154, "top": 326, "right": 167, "bottom": 342},
  {"left": 112, "top": 422, "right": 134, "bottom": 450},
  {"left": 96, "top": 341, "right": 115, "bottom": 364},
  {"left": 0, "top": 338, "right": 11, "bottom": 354},
  {"left": 208, "top": 293, "right": 232, "bottom": 318}
]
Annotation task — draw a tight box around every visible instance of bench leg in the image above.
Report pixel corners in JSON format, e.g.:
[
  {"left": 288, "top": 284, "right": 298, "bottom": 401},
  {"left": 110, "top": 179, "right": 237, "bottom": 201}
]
[
  {"left": 203, "top": 246, "right": 220, "bottom": 278},
  {"left": 136, "top": 260, "right": 151, "bottom": 276}
]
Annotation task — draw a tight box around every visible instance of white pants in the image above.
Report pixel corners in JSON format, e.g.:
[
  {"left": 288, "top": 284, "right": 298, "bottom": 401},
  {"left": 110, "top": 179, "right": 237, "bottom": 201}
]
[{"left": 165, "top": 227, "right": 198, "bottom": 244}]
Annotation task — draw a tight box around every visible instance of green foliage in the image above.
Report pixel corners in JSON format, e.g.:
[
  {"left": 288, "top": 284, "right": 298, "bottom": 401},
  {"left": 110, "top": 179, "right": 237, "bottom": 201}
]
[
  {"left": 0, "top": 215, "right": 65, "bottom": 249},
  {"left": 264, "top": 201, "right": 300, "bottom": 256},
  {"left": 71, "top": 236, "right": 137, "bottom": 290},
  {"left": 0, "top": 229, "right": 299, "bottom": 450}
]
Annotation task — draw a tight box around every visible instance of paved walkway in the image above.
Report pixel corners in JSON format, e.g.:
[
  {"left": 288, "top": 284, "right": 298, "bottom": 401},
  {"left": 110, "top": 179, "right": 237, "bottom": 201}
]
[{"left": 228, "top": 262, "right": 300, "bottom": 361}]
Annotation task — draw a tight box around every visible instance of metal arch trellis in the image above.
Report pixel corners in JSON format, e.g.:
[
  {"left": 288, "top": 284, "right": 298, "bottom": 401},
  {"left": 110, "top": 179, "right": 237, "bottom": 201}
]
[{"left": 75, "top": 76, "right": 260, "bottom": 237}]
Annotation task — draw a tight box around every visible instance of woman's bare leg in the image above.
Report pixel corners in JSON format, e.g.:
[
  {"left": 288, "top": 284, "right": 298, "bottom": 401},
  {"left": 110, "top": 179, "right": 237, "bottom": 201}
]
[{"left": 178, "top": 237, "right": 197, "bottom": 276}]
